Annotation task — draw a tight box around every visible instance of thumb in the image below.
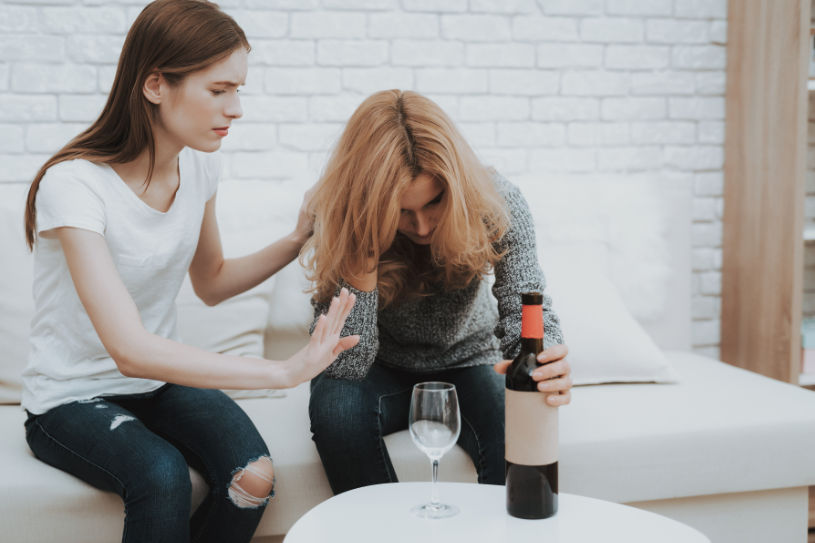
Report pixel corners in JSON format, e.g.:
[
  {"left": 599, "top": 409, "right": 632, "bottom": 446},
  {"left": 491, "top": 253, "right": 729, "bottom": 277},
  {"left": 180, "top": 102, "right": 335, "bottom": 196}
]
[{"left": 332, "top": 335, "right": 360, "bottom": 357}]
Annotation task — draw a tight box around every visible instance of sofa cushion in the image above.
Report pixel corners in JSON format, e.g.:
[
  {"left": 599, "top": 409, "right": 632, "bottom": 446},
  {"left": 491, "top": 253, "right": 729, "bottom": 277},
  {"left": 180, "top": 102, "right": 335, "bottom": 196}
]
[{"left": 560, "top": 351, "right": 815, "bottom": 503}]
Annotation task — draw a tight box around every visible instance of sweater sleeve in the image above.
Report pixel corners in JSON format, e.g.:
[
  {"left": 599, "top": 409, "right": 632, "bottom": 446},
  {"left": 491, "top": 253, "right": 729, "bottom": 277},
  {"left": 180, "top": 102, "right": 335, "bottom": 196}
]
[
  {"left": 491, "top": 175, "right": 564, "bottom": 359},
  {"left": 310, "top": 279, "right": 380, "bottom": 380}
]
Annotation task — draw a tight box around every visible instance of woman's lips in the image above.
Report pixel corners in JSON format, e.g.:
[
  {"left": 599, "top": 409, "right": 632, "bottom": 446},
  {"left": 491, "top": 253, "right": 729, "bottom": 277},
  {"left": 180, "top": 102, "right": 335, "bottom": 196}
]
[{"left": 213, "top": 127, "right": 229, "bottom": 137}]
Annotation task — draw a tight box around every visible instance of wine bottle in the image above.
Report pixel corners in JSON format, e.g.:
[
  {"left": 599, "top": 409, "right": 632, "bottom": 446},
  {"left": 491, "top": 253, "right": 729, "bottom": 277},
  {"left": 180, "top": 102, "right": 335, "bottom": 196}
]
[{"left": 505, "top": 292, "right": 558, "bottom": 519}]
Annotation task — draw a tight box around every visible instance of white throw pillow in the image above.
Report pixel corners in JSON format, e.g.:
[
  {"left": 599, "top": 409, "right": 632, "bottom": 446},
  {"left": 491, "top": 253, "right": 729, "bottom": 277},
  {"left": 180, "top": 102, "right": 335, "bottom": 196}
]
[{"left": 543, "top": 261, "right": 679, "bottom": 385}]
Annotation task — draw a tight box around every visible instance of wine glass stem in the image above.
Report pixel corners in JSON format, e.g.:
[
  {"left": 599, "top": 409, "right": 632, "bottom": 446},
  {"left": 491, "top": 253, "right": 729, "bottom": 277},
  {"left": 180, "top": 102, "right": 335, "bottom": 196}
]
[{"left": 431, "top": 458, "right": 440, "bottom": 508}]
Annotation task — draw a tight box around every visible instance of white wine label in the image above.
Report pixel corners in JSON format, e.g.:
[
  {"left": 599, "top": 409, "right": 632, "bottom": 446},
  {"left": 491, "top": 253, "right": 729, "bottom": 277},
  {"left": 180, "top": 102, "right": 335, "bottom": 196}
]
[{"left": 505, "top": 389, "right": 558, "bottom": 466}]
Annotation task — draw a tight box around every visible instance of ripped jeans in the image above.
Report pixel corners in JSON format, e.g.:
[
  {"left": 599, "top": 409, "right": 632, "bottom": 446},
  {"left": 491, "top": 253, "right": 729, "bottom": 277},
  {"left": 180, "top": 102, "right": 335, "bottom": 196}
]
[{"left": 24, "top": 384, "right": 273, "bottom": 543}]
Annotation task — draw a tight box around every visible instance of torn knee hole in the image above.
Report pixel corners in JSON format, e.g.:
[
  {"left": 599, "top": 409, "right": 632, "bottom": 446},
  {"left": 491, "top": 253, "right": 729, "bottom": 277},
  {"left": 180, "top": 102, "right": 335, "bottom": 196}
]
[{"left": 227, "top": 456, "right": 275, "bottom": 509}]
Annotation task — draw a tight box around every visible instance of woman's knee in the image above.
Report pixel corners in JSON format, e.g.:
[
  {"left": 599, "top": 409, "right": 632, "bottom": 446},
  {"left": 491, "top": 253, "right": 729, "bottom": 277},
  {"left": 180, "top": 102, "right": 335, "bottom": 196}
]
[
  {"left": 227, "top": 456, "right": 275, "bottom": 509},
  {"left": 138, "top": 449, "right": 192, "bottom": 499}
]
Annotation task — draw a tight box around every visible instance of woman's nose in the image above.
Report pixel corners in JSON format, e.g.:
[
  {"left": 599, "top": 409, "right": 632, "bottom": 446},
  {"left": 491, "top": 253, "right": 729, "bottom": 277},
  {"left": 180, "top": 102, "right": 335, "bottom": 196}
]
[
  {"left": 225, "top": 94, "right": 243, "bottom": 119},
  {"left": 414, "top": 213, "right": 432, "bottom": 236}
]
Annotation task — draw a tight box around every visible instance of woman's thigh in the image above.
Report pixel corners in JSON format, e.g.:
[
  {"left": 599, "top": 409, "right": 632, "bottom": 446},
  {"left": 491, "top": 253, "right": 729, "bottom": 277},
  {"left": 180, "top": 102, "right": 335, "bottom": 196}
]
[
  {"left": 132, "top": 385, "right": 270, "bottom": 484},
  {"left": 309, "top": 363, "right": 416, "bottom": 438},
  {"left": 25, "top": 397, "right": 191, "bottom": 497}
]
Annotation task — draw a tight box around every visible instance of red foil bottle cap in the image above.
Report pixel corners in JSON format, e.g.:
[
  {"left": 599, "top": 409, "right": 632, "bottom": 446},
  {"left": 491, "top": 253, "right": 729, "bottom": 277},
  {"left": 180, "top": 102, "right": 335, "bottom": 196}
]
[{"left": 521, "top": 293, "right": 543, "bottom": 339}]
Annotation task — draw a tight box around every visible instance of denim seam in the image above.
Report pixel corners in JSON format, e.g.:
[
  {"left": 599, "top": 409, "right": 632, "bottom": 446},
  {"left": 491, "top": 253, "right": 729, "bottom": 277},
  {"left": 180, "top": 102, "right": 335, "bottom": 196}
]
[
  {"left": 460, "top": 413, "right": 486, "bottom": 483},
  {"left": 376, "top": 388, "right": 412, "bottom": 482},
  {"left": 31, "top": 418, "right": 128, "bottom": 495}
]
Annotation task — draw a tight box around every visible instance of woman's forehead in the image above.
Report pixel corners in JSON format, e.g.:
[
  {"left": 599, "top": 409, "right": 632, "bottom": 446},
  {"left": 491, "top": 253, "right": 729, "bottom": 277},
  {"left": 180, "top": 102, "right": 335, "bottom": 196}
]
[
  {"left": 191, "top": 48, "right": 248, "bottom": 85},
  {"left": 400, "top": 173, "right": 443, "bottom": 210}
]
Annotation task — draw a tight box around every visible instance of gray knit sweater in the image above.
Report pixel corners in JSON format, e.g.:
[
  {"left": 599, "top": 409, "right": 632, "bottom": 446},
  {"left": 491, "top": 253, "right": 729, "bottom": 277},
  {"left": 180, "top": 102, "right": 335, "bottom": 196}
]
[{"left": 311, "top": 174, "right": 563, "bottom": 380}]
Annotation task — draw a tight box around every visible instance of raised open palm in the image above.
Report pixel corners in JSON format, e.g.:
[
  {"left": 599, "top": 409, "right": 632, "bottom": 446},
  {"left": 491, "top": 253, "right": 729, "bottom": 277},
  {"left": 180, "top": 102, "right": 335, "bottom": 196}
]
[{"left": 286, "top": 288, "right": 359, "bottom": 387}]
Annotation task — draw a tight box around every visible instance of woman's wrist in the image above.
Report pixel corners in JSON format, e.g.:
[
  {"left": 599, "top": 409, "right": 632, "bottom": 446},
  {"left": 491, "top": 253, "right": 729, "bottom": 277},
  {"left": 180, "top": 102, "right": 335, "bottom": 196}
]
[
  {"left": 265, "top": 358, "right": 295, "bottom": 389},
  {"left": 286, "top": 230, "right": 311, "bottom": 248}
]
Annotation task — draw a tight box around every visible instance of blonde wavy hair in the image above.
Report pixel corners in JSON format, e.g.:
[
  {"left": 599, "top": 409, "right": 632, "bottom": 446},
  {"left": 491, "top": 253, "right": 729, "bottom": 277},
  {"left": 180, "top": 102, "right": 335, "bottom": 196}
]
[{"left": 303, "top": 90, "right": 509, "bottom": 308}]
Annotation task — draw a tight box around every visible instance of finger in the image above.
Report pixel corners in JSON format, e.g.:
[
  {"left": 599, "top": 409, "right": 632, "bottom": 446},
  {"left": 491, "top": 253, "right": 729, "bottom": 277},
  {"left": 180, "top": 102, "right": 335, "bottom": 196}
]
[
  {"left": 333, "top": 288, "right": 352, "bottom": 335},
  {"left": 536, "top": 374, "right": 573, "bottom": 394},
  {"left": 313, "top": 314, "right": 328, "bottom": 343},
  {"left": 332, "top": 335, "right": 360, "bottom": 357},
  {"left": 333, "top": 292, "right": 355, "bottom": 338},
  {"left": 341, "top": 290, "right": 356, "bottom": 320},
  {"left": 545, "top": 390, "right": 571, "bottom": 407},
  {"left": 327, "top": 289, "right": 348, "bottom": 336},
  {"left": 493, "top": 360, "right": 512, "bottom": 374},
  {"left": 532, "top": 359, "right": 570, "bottom": 381},
  {"left": 324, "top": 295, "right": 341, "bottom": 336},
  {"left": 536, "top": 343, "right": 569, "bottom": 364}
]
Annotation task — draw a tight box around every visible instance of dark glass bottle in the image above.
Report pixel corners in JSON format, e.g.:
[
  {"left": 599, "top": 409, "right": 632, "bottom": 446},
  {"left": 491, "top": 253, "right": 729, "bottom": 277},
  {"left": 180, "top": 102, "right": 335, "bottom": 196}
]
[{"left": 505, "top": 292, "right": 558, "bottom": 519}]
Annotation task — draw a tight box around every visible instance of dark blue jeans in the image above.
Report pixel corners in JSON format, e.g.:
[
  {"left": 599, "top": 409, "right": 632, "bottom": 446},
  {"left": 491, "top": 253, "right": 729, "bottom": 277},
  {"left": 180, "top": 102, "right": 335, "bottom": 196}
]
[
  {"left": 309, "top": 363, "right": 505, "bottom": 494},
  {"left": 25, "top": 384, "right": 271, "bottom": 543}
]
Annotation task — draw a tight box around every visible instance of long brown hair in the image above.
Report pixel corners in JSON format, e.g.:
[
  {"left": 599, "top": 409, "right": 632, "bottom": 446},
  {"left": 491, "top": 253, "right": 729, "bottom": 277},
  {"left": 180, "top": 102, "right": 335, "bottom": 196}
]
[
  {"left": 24, "top": 0, "right": 249, "bottom": 250},
  {"left": 303, "top": 90, "right": 509, "bottom": 308}
]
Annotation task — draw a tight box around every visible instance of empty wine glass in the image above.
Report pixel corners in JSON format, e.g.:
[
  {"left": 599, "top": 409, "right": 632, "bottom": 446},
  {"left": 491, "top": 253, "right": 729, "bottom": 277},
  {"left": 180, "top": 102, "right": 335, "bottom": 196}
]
[{"left": 408, "top": 381, "right": 461, "bottom": 519}]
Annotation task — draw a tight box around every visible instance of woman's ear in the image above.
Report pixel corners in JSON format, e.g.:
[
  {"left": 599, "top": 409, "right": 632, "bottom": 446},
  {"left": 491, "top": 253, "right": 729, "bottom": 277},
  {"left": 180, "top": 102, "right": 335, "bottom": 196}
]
[{"left": 143, "top": 72, "right": 163, "bottom": 105}]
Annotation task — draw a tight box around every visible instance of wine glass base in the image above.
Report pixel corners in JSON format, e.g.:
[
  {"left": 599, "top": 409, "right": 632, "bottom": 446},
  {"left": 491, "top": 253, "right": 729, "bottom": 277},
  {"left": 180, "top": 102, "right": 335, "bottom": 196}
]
[{"left": 411, "top": 502, "right": 460, "bottom": 519}]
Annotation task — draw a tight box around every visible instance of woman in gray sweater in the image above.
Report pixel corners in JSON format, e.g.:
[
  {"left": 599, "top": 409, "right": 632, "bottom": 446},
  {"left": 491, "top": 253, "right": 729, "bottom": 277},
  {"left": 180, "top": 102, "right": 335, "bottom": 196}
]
[{"left": 302, "top": 90, "right": 572, "bottom": 494}]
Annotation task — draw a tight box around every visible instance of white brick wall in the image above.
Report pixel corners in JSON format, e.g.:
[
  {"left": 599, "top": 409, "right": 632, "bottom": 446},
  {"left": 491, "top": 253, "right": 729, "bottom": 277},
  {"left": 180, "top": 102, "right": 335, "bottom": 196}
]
[{"left": 0, "top": 0, "right": 727, "bottom": 356}]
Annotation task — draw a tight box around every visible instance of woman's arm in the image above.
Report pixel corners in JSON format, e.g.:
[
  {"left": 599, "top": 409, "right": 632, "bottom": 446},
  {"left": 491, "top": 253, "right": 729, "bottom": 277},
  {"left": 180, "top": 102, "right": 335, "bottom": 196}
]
[
  {"left": 491, "top": 178, "right": 571, "bottom": 406},
  {"left": 188, "top": 189, "right": 313, "bottom": 306},
  {"left": 56, "top": 226, "right": 358, "bottom": 390},
  {"left": 491, "top": 179, "right": 564, "bottom": 355}
]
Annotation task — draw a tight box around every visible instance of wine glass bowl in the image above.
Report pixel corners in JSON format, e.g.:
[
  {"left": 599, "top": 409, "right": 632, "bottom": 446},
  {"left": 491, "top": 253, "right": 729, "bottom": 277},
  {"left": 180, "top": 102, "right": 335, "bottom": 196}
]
[{"left": 408, "top": 381, "right": 461, "bottom": 519}]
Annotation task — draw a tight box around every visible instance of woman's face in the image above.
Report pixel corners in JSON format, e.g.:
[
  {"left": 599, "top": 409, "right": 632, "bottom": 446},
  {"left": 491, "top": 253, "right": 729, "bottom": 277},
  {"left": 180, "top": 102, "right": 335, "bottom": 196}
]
[
  {"left": 397, "top": 172, "right": 445, "bottom": 245},
  {"left": 157, "top": 48, "right": 247, "bottom": 152}
]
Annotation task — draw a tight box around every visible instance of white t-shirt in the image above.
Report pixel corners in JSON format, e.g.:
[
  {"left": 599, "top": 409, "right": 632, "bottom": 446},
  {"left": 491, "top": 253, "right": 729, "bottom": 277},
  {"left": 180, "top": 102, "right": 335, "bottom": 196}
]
[{"left": 22, "top": 147, "right": 221, "bottom": 415}]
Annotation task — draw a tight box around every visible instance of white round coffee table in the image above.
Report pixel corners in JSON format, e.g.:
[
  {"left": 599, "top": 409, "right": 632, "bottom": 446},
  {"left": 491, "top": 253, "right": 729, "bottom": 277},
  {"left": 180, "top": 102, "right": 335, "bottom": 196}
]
[{"left": 284, "top": 482, "right": 710, "bottom": 543}]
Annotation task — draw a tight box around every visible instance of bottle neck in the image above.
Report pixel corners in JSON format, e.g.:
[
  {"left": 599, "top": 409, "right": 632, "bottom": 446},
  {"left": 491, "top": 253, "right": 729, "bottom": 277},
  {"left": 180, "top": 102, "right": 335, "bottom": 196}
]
[{"left": 520, "top": 337, "right": 543, "bottom": 354}]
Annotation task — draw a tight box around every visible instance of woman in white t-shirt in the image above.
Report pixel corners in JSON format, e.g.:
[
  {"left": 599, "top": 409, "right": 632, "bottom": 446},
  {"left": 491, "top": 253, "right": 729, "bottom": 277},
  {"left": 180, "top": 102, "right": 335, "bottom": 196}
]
[{"left": 20, "top": 2, "right": 357, "bottom": 542}]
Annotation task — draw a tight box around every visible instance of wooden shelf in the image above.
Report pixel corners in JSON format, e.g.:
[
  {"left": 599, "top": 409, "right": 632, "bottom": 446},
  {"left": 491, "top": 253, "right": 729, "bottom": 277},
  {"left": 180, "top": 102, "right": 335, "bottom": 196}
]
[{"left": 721, "top": 0, "right": 809, "bottom": 384}]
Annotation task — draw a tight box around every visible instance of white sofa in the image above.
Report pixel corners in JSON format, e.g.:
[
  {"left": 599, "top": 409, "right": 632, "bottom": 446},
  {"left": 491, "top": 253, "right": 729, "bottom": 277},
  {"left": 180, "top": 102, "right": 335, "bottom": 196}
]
[{"left": 3, "top": 176, "right": 815, "bottom": 543}]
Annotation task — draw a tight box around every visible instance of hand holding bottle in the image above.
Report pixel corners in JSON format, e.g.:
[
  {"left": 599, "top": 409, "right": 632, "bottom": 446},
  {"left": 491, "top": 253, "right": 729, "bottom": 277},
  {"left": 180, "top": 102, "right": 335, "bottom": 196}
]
[{"left": 494, "top": 344, "right": 572, "bottom": 407}]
